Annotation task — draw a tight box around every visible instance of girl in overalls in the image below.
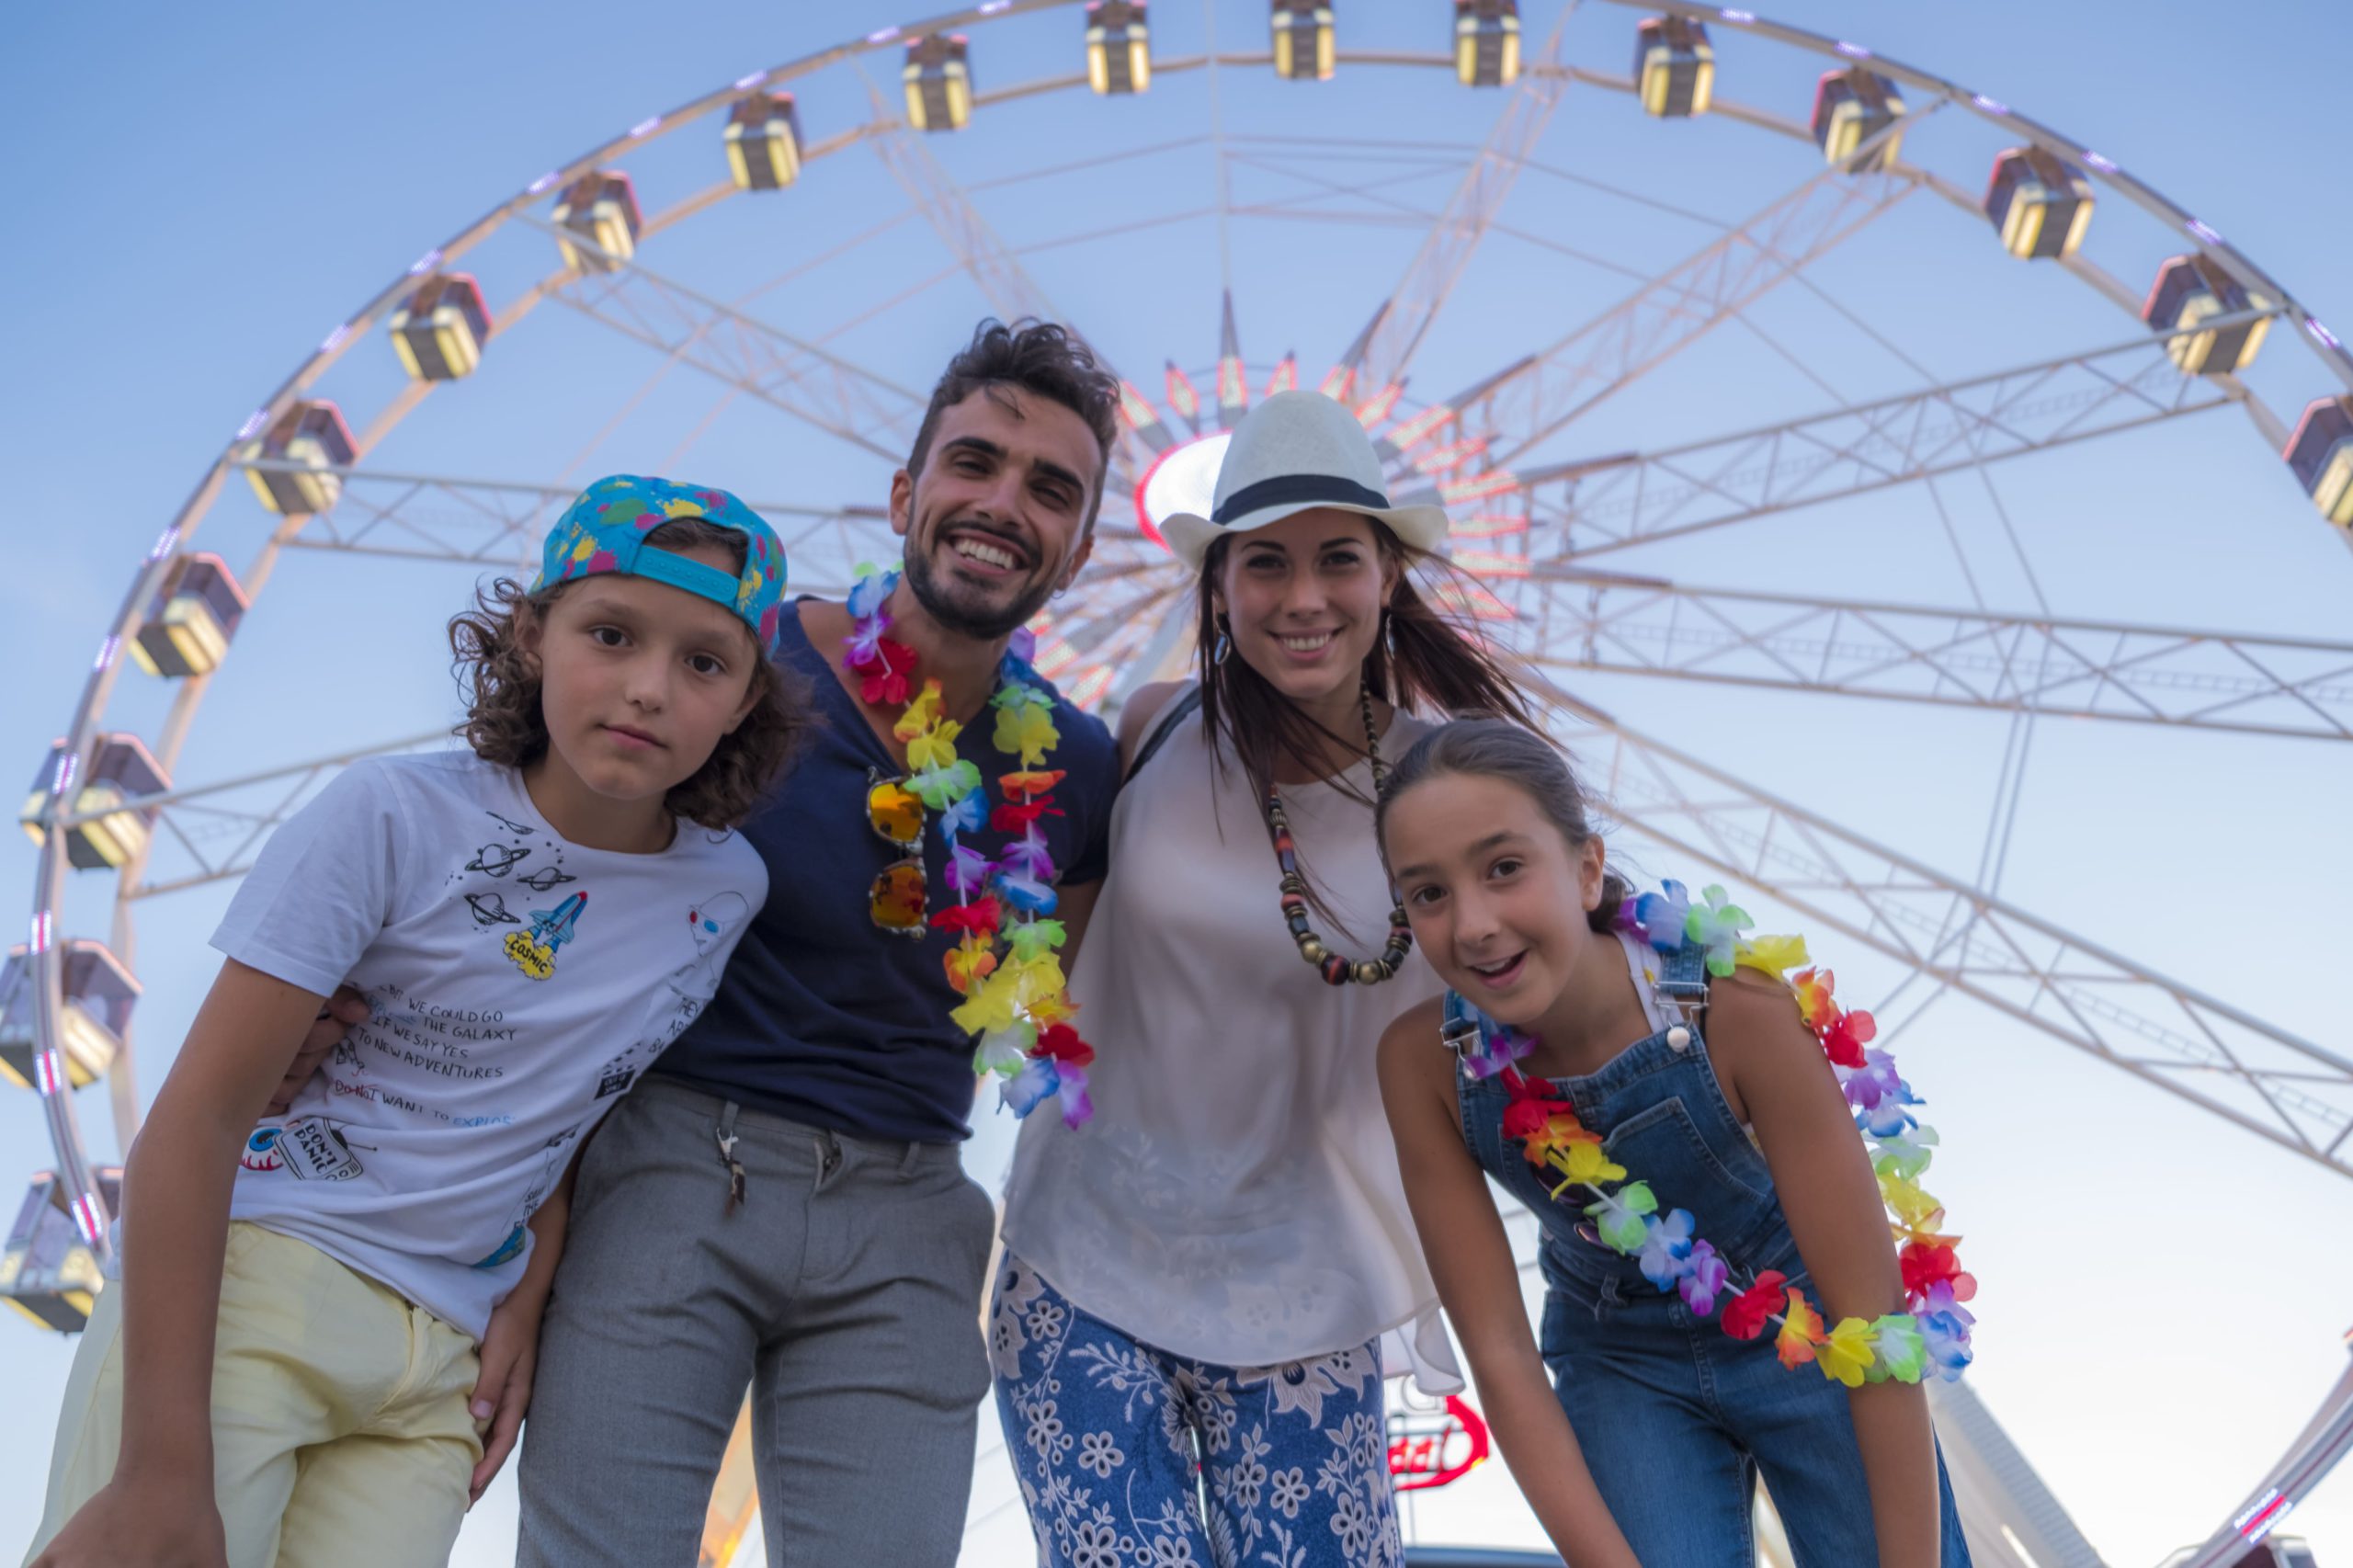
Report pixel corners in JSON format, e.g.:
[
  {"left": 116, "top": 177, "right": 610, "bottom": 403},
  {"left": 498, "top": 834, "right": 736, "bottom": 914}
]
[{"left": 1371, "top": 719, "right": 1973, "bottom": 1567}]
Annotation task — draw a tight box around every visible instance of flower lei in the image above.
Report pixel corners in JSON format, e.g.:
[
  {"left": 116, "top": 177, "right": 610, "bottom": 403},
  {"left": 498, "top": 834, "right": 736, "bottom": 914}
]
[
  {"left": 1458, "top": 880, "right": 1976, "bottom": 1388},
  {"left": 846, "top": 566, "right": 1096, "bottom": 1128}
]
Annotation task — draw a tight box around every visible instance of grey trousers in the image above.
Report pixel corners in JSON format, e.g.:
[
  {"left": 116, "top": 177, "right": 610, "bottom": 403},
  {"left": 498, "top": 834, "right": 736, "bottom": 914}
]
[{"left": 516, "top": 1076, "right": 996, "bottom": 1568}]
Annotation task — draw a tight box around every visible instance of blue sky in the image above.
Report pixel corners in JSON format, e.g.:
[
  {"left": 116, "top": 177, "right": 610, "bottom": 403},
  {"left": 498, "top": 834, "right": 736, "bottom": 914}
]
[{"left": 5, "top": 1, "right": 2351, "bottom": 1564}]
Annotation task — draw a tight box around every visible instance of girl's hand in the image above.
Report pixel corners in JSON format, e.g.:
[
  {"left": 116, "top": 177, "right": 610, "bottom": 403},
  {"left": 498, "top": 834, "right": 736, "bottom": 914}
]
[
  {"left": 467, "top": 1294, "right": 543, "bottom": 1505},
  {"left": 30, "top": 1472, "right": 228, "bottom": 1568}
]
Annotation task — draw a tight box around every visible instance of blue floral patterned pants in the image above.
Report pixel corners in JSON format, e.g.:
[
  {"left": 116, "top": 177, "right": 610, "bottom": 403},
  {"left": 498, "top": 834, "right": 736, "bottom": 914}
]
[{"left": 990, "top": 1252, "right": 1404, "bottom": 1568}]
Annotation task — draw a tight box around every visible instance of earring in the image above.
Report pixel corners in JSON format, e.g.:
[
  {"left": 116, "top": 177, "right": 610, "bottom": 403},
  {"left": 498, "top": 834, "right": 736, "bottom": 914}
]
[{"left": 1212, "top": 617, "right": 1233, "bottom": 666}]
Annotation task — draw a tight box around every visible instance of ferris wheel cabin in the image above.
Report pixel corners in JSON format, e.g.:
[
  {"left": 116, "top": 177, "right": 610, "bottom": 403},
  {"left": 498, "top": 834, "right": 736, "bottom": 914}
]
[
  {"left": 0, "top": 938, "right": 138, "bottom": 1093},
  {"left": 1, "top": 1168, "right": 121, "bottom": 1333},
  {"left": 1455, "top": 1, "right": 1521, "bottom": 88},
  {"left": 551, "top": 171, "right": 642, "bottom": 273},
  {"left": 725, "top": 92, "right": 805, "bottom": 190},
  {"left": 1270, "top": 4, "right": 1335, "bottom": 82},
  {"left": 1982, "top": 146, "right": 2095, "bottom": 261},
  {"left": 2285, "top": 395, "right": 2353, "bottom": 527},
  {"left": 1811, "top": 66, "right": 1906, "bottom": 169},
  {"left": 233, "top": 400, "right": 356, "bottom": 516},
  {"left": 19, "top": 734, "right": 169, "bottom": 871},
  {"left": 128, "top": 551, "right": 248, "bottom": 680},
  {"left": 1634, "top": 15, "right": 1714, "bottom": 118},
  {"left": 388, "top": 272, "right": 493, "bottom": 382},
  {"left": 904, "top": 35, "right": 973, "bottom": 132},
  {"left": 2143, "top": 254, "right": 2276, "bottom": 375},
  {"left": 1086, "top": 2, "right": 1152, "bottom": 96}
]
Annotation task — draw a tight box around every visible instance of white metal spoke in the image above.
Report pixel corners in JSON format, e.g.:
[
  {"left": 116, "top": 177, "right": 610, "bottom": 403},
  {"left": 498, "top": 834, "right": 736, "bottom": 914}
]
[
  {"left": 517, "top": 213, "right": 926, "bottom": 461},
  {"left": 49, "top": 734, "right": 454, "bottom": 901},
  {"left": 870, "top": 121, "right": 1070, "bottom": 336},
  {"left": 220, "top": 461, "right": 899, "bottom": 587},
  {"left": 1338, "top": 5, "right": 1576, "bottom": 397},
  {"left": 2169, "top": 1358, "right": 2353, "bottom": 1568},
  {"left": 1223, "top": 157, "right": 1448, "bottom": 225},
  {"left": 1451, "top": 317, "right": 2274, "bottom": 559},
  {"left": 1530, "top": 680, "right": 2353, "bottom": 1176},
  {"left": 866, "top": 116, "right": 1148, "bottom": 488},
  {"left": 1509, "top": 570, "right": 2353, "bottom": 739},
  {"left": 1447, "top": 123, "right": 1931, "bottom": 469}
]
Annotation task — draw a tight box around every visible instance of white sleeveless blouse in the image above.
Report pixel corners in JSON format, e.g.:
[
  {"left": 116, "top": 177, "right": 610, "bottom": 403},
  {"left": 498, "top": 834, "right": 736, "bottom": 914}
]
[{"left": 1000, "top": 702, "right": 1461, "bottom": 1392}]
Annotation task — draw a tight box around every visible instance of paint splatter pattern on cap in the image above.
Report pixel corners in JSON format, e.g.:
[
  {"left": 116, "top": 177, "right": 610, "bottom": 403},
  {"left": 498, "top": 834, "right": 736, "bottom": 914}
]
[{"left": 535, "top": 474, "right": 788, "bottom": 657}]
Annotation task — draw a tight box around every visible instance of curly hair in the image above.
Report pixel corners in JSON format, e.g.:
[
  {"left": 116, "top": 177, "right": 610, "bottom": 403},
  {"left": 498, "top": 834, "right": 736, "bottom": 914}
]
[
  {"left": 449, "top": 516, "right": 811, "bottom": 829},
  {"left": 906, "top": 317, "right": 1122, "bottom": 527}
]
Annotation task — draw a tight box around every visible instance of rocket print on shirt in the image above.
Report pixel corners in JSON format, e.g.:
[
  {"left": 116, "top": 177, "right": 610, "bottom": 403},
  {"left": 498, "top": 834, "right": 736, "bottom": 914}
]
[{"left": 504, "top": 890, "right": 587, "bottom": 980}]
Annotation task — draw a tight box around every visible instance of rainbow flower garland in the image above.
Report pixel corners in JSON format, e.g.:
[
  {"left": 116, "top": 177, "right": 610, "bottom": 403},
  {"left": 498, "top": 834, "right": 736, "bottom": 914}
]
[
  {"left": 1457, "top": 880, "right": 1976, "bottom": 1387},
  {"left": 847, "top": 566, "right": 1097, "bottom": 1128}
]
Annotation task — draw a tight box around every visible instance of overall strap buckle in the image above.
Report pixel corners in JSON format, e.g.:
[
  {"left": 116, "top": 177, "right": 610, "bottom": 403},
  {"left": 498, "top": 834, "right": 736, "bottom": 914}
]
[
  {"left": 1439, "top": 992, "right": 1482, "bottom": 1062},
  {"left": 1650, "top": 940, "right": 1711, "bottom": 1041}
]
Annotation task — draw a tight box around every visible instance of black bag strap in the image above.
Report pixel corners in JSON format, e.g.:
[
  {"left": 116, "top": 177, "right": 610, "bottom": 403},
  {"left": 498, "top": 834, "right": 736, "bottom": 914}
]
[{"left": 1124, "top": 684, "right": 1204, "bottom": 782}]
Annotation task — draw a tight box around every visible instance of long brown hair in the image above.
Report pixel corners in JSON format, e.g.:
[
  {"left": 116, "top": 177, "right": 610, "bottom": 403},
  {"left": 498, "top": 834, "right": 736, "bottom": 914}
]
[
  {"left": 1192, "top": 523, "right": 1536, "bottom": 911},
  {"left": 449, "top": 516, "right": 813, "bottom": 829}
]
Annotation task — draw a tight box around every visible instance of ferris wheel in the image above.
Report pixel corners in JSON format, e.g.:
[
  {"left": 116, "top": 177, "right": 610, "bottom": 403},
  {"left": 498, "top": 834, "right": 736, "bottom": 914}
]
[{"left": 9, "top": 0, "right": 2353, "bottom": 1559}]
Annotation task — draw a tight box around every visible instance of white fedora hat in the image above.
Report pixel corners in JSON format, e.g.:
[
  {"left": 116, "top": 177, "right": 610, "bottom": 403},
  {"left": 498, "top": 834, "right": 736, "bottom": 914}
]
[{"left": 1161, "top": 389, "right": 1450, "bottom": 571}]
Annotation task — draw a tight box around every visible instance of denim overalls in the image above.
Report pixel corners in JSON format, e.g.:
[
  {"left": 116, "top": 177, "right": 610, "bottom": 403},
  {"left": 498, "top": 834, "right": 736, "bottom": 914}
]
[{"left": 1452, "top": 934, "right": 1972, "bottom": 1566}]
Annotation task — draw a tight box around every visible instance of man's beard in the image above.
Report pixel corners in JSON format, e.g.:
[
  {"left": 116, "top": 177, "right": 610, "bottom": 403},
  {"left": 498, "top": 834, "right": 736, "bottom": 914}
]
[{"left": 903, "top": 520, "right": 1061, "bottom": 641}]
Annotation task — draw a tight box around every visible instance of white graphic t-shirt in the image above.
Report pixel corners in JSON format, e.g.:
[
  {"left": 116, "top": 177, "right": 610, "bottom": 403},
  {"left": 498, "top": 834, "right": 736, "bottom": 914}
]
[{"left": 208, "top": 750, "right": 766, "bottom": 1339}]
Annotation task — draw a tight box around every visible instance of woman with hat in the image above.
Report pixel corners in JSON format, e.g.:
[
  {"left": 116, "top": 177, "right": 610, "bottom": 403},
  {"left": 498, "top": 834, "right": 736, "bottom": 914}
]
[{"left": 991, "top": 392, "right": 1631, "bottom": 1566}]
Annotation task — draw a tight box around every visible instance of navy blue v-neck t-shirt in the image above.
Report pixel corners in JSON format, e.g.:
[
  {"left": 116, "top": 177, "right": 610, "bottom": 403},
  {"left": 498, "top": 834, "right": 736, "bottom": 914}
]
[{"left": 654, "top": 601, "right": 1118, "bottom": 1143}]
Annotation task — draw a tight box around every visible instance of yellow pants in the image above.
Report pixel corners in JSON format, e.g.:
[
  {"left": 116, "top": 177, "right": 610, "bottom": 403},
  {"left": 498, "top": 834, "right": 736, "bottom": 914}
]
[{"left": 27, "top": 1221, "right": 483, "bottom": 1568}]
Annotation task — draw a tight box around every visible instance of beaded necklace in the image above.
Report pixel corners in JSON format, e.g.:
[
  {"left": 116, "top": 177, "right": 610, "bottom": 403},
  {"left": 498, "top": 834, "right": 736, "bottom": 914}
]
[
  {"left": 846, "top": 566, "right": 1096, "bottom": 1129},
  {"left": 1266, "top": 684, "right": 1415, "bottom": 986},
  {"left": 1449, "top": 881, "right": 1976, "bottom": 1388}
]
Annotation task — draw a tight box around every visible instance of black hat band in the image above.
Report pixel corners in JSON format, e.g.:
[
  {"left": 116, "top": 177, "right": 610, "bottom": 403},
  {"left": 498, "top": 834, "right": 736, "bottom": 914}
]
[{"left": 1211, "top": 472, "right": 1392, "bottom": 527}]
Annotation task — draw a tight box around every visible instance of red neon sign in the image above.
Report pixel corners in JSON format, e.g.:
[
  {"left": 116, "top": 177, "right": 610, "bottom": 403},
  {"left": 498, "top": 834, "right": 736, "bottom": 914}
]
[{"left": 1386, "top": 1395, "right": 1491, "bottom": 1492}]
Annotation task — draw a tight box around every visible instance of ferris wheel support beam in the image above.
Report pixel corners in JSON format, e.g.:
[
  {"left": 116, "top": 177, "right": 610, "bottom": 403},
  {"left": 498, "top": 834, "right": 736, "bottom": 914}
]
[
  {"left": 1465, "top": 316, "right": 2272, "bottom": 560},
  {"left": 222, "top": 460, "right": 894, "bottom": 574},
  {"left": 1222, "top": 158, "right": 1451, "bottom": 230},
  {"left": 47, "top": 733, "right": 454, "bottom": 902},
  {"left": 1513, "top": 569, "right": 2353, "bottom": 739},
  {"left": 2165, "top": 1357, "right": 2353, "bottom": 1568},
  {"left": 1344, "top": 3, "right": 1578, "bottom": 396},
  {"left": 865, "top": 110, "right": 1151, "bottom": 490},
  {"left": 1449, "top": 119, "right": 1931, "bottom": 470},
  {"left": 517, "top": 215, "right": 927, "bottom": 463},
  {"left": 1530, "top": 679, "right": 2353, "bottom": 1178}
]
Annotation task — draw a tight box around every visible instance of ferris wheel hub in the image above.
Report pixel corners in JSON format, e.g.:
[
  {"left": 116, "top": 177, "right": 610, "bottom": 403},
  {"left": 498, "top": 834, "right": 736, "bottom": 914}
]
[{"left": 1133, "top": 429, "right": 1231, "bottom": 550}]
